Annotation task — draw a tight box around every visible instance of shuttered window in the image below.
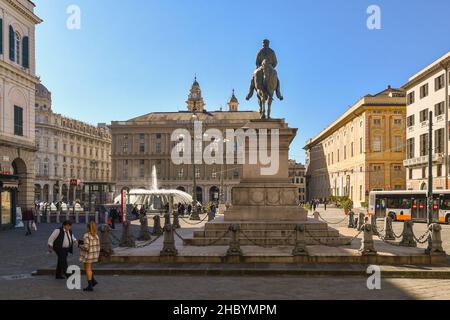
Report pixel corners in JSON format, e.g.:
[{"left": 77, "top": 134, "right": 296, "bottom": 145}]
[
  {"left": 9, "top": 25, "right": 14, "bottom": 61},
  {"left": 22, "top": 36, "right": 29, "bottom": 68},
  {"left": 14, "top": 105, "right": 23, "bottom": 136}
]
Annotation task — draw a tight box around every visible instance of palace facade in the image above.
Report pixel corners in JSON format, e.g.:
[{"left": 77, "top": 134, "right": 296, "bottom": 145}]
[
  {"left": 110, "top": 79, "right": 260, "bottom": 204},
  {"left": 288, "top": 160, "right": 306, "bottom": 203},
  {"left": 304, "top": 86, "right": 407, "bottom": 208},
  {"left": 34, "top": 82, "right": 112, "bottom": 205},
  {"left": 403, "top": 51, "right": 450, "bottom": 190},
  {"left": 0, "top": 0, "right": 41, "bottom": 228}
]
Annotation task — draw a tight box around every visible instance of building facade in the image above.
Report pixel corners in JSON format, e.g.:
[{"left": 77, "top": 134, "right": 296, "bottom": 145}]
[
  {"left": 110, "top": 79, "right": 260, "bottom": 204},
  {"left": 304, "top": 86, "right": 407, "bottom": 208},
  {"left": 0, "top": 0, "right": 41, "bottom": 228},
  {"left": 34, "top": 82, "right": 112, "bottom": 205},
  {"left": 288, "top": 160, "right": 306, "bottom": 203},
  {"left": 403, "top": 52, "right": 450, "bottom": 190}
]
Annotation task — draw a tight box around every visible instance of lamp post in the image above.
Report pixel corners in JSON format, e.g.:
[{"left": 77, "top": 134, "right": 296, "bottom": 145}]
[
  {"left": 190, "top": 102, "right": 201, "bottom": 220},
  {"left": 426, "top": 111, "right": 434, "bottom": 254},
  {"left": 218, "top": 138, "right": 230, "bottom": 207}
]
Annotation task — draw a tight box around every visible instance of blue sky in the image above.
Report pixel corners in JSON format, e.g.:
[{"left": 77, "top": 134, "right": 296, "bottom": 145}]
[{"left": 35, "top": 0, "right": 450, "bottom": 162}]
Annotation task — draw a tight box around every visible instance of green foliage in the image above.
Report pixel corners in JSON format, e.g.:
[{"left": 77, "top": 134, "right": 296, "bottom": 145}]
[
  {"left": 302, "top": 203, "right": 312, "bottom": 211},
  {"left": 360, "top": 202, "right": 369, "bottom": 210}
]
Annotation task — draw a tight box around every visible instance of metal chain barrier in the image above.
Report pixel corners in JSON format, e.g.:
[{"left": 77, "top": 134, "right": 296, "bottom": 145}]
[
  {"left": 392, "top": 228, "right": 404, "bottom": 239},
  {"left": 134, "top": 234, "right": 163, "bottom": 248},
  {"left": 305, "top": 229, "right": 363, "bottom": 247},
  {"left": 317, "top": 212, "right": 348, "bottom": 225},
  {"left": 412, "top": 229, "right": 431, "bottom": 244},
  {"left": 200, "top": 229, "right": 231, "bottom": 246},
  {"left": 178, "top": 213, "right": 210, "bottom": 225},
  {"left": 372, "top": 225, "right": 400, "bottom": 246},
  {"left": 110, "top": 232, "right": 122, "bottom": 246}
]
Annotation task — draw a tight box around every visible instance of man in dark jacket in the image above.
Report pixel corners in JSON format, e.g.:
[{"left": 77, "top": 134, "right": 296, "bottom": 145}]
[
  {"left": 22, "top": 208, "right": 34, "bottom": 236},
  {"left": 47, "top": 221, "right": 77, "bottom": 279}
]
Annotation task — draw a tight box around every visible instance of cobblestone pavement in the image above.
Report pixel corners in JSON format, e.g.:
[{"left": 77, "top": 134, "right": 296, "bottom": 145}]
[
  {"left": 2, "top": 213, "right": 450, "bottom": 300},
  {"left": 2, "top": 274, "right": 450, "bottom": 300}
]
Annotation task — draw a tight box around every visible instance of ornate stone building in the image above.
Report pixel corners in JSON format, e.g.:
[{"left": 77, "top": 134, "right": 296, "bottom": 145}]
[
  {"left": 34, "top": 82, "right": 112, "bottom": 204},
  {"left": 0, "top": 0, "right": 41, "bottom": 228},
  {"left": 403, "top": 52, "right": 450, "bottom": 190},
  {"left": 288, "top": 160, "right": 306, "bottom": 203},
  {"left": 304, "top": 86, "right": 407, "bottom": 208},
  {"left": 110, "top": 79, "right": 260, "bottom": 204}
]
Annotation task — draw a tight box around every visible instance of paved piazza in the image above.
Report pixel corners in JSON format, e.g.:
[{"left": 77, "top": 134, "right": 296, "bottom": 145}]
[{"left": 1, "top": 207, "right": 450, "bottom": 300}]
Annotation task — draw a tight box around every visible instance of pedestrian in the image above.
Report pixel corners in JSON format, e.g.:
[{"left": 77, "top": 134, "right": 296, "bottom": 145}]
[
  {"left": 109, "top": 207, "right": 117, "bottom": 230},
  {"left": 208, "top": 204, "right": 217, "bottom": 222},
  {"left": 22, "top": 207, "right": 35, "bottom": 236},
  {"left": 79, "top": 221, "right": 101, "bottom": 292},
  {"left": 132, "top": 205, "right": 139, "bottom": 219},
  {"left": 139, "top": 206, "right": 147, "bottom": 218},
  {"left": 187, "top": 204, "right": 192, "bottom": 216},
  {"left": 47, "top": 220, "right": 77, "bottom": 279},
  {"left": 324, "top": 200, "right": 327, "bottom": 211}
]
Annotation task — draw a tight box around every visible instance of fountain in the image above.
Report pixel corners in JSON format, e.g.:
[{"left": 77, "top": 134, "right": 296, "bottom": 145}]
[{"left": 114, "top": 165, "right": 194, "bottom": 212}]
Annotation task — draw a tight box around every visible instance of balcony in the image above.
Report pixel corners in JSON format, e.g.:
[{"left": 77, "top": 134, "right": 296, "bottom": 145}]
[{"left": 403, "top": 153, "right": 444, "bottom": 167}]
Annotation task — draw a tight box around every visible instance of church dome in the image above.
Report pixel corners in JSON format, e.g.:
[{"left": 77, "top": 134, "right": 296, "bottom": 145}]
[{"left": 36, "top": 83, "right": 52, "bottom": 100}]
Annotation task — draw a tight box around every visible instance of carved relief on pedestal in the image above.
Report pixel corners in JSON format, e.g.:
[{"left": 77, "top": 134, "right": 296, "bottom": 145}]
[
  {"left": 281, "top": 189, "right": 298, "bottom": 206},
  {"left": 249, "top": 188, "right": 265, "bottom": 205},
  {"left": 232, "top": 187, "right": 249, "bottom": 205},
  {"left": 266, "top": 188, "right": 281, "bottom": 206}
]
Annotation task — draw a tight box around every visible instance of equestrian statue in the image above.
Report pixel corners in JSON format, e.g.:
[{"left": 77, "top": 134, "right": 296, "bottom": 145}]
[{"left": 246, "top": 39, "right": 283, "bottom": 119}]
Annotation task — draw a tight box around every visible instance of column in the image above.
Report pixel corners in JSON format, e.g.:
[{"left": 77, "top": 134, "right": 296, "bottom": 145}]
[{"left": 48, "top": 183, "right": 54, "bottom": 204}]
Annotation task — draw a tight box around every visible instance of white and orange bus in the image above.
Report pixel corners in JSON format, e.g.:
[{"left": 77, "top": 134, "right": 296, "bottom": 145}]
[{"left": 368, "top": 190, "right": 450, "bottom": 224}]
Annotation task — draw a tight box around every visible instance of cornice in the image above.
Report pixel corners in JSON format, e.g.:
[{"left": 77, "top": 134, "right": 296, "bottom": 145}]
[{"left": 5, "top": 0, "right": 42, "bottom": 24}]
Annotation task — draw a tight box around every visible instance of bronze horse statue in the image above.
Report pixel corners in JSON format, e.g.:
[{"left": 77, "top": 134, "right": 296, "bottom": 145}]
[{"left": 246, "top": 59, "right": 283, "bottom": 119}]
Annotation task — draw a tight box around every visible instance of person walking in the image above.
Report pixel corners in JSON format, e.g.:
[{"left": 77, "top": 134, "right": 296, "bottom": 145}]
[
  {"left": 324, "top": 200, "right": 327, "bottom": 211},
  {"left": 22, "top": 207, "right": 35, "bottom": 236},
  {"left": 48, "top": 221, "right": 77, "bottom": 279},
  {"left": 208, "top": 205, "right": 217, "bottom": 222},
  {"left": 109, "top": 207, "right": 117, "bottom": 230},
  {"left": 79, "top": 221, "right": 101, "bottom": 292}
]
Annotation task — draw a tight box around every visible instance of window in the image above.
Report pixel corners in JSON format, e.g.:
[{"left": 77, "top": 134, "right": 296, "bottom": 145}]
[
  {"left": 420, "top": 133, "right": 429, "bottom": 156},
  {"left": 123, "top": 160, "right": 129, "bottom": 179},
  {"left": 344, "top": 146, "right": 347, "bottom": 160},
  {"left": 420, "top": 83, "right": 429, "bottom": 98},
  {"left": 156, "top": 142, "right": 162, "bottom": 154},
  {"left": 373, "top": 165, "right": 382, "bottom": 172},
  {"left": 407, "top": 115, "right": 414, "bottom": 127},
  {"left": 372, "top": 136, "right": 381, "bottom": 152},
  {"left": 233, "top": 170, "right": 239, "bottom": 179},
  {"left": 360, "top": 138, "right": 363, "bottom": 154},
  {"left": 435, "top": 128, "right": 444, "bottom": 153},
  {"left": 422, "top": 167, "right": 426, "bottom": 179},
  {"left": 373, "top": 118, "right": 381, "bottom": 125},
  {"left": 139, "top": 134, "right": 145, "bottom": 153},
  {"left": 407, "top": 138, "right": 415, "bottom": 159},
  {"left": 156, "top": 133, "right": 162, "bottom": 139},
  {"left": 351, "top": 142, "right": 354, "bottom": 157},
  {"left": 407, "top": 92, "right": 415, "bottom": 105},
  {"left": 178, "top": 168, "right": 184, "bottom": 179},
  {"left": 394, "top": 136, "right": 402, "bottom": 152},
  {"left": 435, "top": 74, "right": 445, "bottom": 91},
  {"left": 420, "top": 109, "right": 429, "bottom": 122},
  {"left": 195, "top": 167, "right": 200, "bottom": 179},
  {"left": 139, "top": 160, "right": 145, "bottom": 178},
  {"left": 394, "top": 118, "right": 402, "bottom": 126},
  {"left": 393, "top": 165, "right": 401, "bottom": 171},
  {"left": 409, "top": 169, "right": 413, "bottom": 179},
  {"left": 435, "top": 102, "right": 445, "bottom": 116},
  {"left": 15, "top": 32, "right": 20, "bottom": 65},
  {"left": 437, "top": 164, "right": 443, "bottom": 177},
  {"left": 13, "top": 105, "right": 23, "bottom": 136},
  {"left": 122, "top": 136, "right": 128, "bottom": 153},
  {"left": 212, "top": 168, "right": 217, "bottom": 179}
]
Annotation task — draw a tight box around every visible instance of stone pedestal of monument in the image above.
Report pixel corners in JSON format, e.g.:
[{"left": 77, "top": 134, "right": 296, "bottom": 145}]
[
  {"left": 224, "top": 118, "right": 307, "bottom": 221},
  {"left": 185, "top": 119, "right": 347, "bottom": 247}
]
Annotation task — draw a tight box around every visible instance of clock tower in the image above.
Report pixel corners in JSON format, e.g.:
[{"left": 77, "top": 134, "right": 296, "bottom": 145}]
[{"left": 186, "top": 77, "right": 205, "bottom": 112}]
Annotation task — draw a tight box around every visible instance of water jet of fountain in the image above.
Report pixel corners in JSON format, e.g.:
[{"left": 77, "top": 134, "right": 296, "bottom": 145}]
[{"left": 151, "top": 165, "right": 159, "bottom": 190}]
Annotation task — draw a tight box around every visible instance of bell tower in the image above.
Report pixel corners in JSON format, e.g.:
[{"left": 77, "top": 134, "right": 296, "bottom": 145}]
[
  {"left": 228, "top": 89, "right": 239, "bottom": 112},
  {"left": 186, "top": 77, "right": 205, "bottom": 112}
]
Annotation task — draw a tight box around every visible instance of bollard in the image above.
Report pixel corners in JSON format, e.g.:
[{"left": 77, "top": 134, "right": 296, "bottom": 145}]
[
  {"left": 226, "top": 224, "right": 243, "bottom": 256},
  {"left": 292, "top": 224, "right": 307, "bottom": 256},
  {"left": 359, "top": 224, "right": 377, "bottom": 256},
  {"left": 190, "top": 204, "right": 201, "bottom": 221},
  {"left": 160, "top": 224, "right": 178, "bottom": 256},
  {"left": 383, "top": 216, "right": 395, "bottom": 240},
  {"left": 357, "top": 212, "right": 365, "bottom": 231},
  {"left": 120, "top": 220, "right": 136, "bottom": 247},
  {"left": 313, "top": 212, "right": 319, "bottom": 220},
  {"left": 164, "top": 212, "right": 171, "bottom": 228},
  {"left": 347, "top": 211, "right": 355, "bottom": 228},
  {"left": 427, "top": 223, "right": 446, "bottom": 256},
  {"left": 371, "top": 214, "right": 379, "bottom": 236},
  {"left": 173, "top": 212, "right": 181, "bottom": 229},
  {"left": 95, "top": 211, "right": 99, "bottom": 224},
  {"left": 75, "top": 212, "right": 80, "bottom": 224},
  {"left": 399, "top": 220, "right": 417, "bottom": 247},
  {"left": 138, "top": 215, "right": 152, "bottom": 241},
  {"left": 152, "top": 215, "right": 163, "bottom": 236},
  {"left": 99, "top": 224, "right": 114, "bottom": 257},
  {"left": 46, "top": 212, "right": 50, "bottom": 224}
]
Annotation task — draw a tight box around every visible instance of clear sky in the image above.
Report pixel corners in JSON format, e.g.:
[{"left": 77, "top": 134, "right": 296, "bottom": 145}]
[{"left": 35, "top": 0, "right": 450, "bottom": 163}]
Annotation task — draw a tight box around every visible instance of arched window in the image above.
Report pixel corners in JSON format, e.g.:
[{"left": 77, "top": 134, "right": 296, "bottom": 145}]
[{"left": 15, "top": 32, "right": 20, "bottom": 65}]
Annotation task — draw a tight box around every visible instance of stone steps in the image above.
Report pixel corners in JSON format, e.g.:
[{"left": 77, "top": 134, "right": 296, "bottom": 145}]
[
  {"left": 183, "top": 236, "right": 352, "bottom": 246},
  {"left": 193, "top": 229, "right": 340, "bottom": 238}
]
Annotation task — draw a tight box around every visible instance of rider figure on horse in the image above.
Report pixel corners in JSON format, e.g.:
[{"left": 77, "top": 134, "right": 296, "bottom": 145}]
[{"left": 246, "top": 39, "right": 283, "bottom": 102}]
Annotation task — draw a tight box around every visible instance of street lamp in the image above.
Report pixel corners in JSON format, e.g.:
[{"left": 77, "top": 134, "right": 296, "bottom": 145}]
[{"left": 190, "top": 103, "right": 201, "bottom": 220}]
